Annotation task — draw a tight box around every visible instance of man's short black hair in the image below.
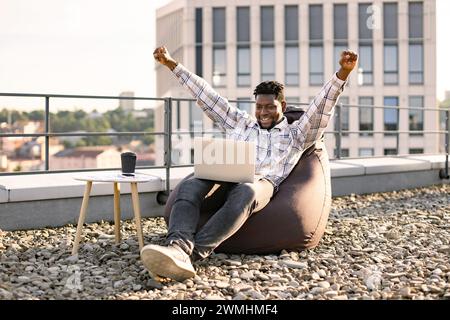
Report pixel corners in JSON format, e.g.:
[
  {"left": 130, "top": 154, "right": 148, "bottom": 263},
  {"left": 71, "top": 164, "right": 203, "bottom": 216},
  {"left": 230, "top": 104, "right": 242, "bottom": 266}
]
[{"left": 253, "top": 81, "right": 285, "bottom": 104}]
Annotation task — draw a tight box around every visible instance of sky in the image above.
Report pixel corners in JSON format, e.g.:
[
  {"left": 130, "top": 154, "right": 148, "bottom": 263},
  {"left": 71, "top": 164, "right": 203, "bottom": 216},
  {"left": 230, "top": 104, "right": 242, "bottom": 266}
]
[{"left": 0, "top": 0, "right": 449, "bottom": 112}]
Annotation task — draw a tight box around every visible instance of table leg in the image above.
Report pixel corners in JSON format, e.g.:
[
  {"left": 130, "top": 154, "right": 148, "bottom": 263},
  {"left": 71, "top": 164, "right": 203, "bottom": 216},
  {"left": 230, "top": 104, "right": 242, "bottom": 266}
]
[
  {"left": 130, "top": 182, "right": 144, "bottom": 250},
  {"left": 113, "top": 182, "right": 121, "bottom": 244},
  {"left": 72, "top": 181, "right": 93, "bottom": 255}
]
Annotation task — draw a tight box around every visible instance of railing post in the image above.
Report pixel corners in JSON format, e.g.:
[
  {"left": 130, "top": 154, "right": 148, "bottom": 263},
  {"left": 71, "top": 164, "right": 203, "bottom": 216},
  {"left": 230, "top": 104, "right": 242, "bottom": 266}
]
[
  {"left": 396, "top": 105, "right": 400, "bottom": 155},
  {"left": 335, "top": 103, "right": 342, "bottom": 159},
  {"left": 157, "top": 97, "right": 173, "bottom": 205},
  {"left": 396, "top": 129, "right": 399, "bottom": 156},
  {"left": 45, "top": 96, "right": 50, "bottom": 171},
  {"left": 164, "top": 97, "right": 173, "bottom": 194},
  {"left": 440, "top": 109, "right": 450, "bottom": 179}
]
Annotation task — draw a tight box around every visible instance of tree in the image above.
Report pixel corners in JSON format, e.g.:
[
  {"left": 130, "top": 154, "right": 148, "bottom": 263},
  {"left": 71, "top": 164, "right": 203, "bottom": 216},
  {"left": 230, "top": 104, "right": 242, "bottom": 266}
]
[
  {"left": 74, "top": 109, "right": 87, "bottom": 120},
  {"left": 26, "top": 110, "right": 45, "bottom": 121},
  {"left": 142, "top": 128, "right": 155, "bottom": 145}
]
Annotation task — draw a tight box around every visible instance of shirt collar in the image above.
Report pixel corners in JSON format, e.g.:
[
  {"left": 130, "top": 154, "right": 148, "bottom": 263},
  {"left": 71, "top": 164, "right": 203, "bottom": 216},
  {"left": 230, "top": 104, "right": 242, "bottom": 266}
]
[{"left": 274, "top": 117, "right": 288, "bottom": 130}]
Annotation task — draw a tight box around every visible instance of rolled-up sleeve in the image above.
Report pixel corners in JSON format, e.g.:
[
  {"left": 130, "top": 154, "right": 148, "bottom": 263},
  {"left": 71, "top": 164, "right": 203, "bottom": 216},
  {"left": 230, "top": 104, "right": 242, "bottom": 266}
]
[{"left": 292, "top": 73, "right": 346, "bottom": 150}]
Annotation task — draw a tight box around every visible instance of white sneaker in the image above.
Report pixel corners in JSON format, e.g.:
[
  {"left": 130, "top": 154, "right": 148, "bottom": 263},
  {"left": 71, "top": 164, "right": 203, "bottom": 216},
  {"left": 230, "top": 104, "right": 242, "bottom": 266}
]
[{"left": 140, "top": 244, "right": 196, "bottom": 281}]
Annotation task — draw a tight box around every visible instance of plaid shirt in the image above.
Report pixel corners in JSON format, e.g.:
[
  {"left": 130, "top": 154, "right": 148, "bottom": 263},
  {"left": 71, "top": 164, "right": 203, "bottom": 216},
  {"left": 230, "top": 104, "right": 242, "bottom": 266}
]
[{"left": 173, "top": 64, "right": 346, "bottom": 188}]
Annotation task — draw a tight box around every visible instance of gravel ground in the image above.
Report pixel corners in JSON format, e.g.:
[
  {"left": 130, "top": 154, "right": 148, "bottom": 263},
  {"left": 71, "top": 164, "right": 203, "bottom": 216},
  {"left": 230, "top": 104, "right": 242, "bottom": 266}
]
[{"left": 0, "top": 184, "right": 449, "bottom": 300}]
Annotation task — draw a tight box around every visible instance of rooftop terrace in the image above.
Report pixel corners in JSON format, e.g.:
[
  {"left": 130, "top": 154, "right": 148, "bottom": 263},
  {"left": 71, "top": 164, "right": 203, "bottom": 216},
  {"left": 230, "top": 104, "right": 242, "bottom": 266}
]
[{"left": 0, "top": 184, "right": 448, "bottom": 300}]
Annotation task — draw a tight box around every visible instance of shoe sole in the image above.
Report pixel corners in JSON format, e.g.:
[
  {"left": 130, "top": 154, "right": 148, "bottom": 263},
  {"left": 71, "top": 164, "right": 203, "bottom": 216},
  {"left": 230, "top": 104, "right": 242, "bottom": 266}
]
[{"left": 141, "top": 247, "right": 196, "bottom": 282}]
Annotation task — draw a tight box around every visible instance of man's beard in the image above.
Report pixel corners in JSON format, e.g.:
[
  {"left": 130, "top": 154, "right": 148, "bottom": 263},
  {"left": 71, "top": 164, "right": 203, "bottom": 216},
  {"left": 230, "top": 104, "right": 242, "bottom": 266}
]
[{"left": 258, "top": 119, "right": 276, "bottom": 130}]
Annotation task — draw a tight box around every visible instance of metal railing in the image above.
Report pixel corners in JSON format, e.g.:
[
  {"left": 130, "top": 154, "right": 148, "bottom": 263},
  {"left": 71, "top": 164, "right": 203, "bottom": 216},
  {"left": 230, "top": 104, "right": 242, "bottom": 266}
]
[
  {"left": 0, "top": 93, "right": 166, "bottom": 175},
  {"left": 1, "top": 93, "right": 449, "bottom": 201}
]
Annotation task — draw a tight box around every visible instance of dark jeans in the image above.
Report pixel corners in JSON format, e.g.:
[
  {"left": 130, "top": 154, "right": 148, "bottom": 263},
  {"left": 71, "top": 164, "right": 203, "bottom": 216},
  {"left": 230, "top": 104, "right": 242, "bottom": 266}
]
[{"left": 166, "top": 177, "right": 274, "bottom": 259}]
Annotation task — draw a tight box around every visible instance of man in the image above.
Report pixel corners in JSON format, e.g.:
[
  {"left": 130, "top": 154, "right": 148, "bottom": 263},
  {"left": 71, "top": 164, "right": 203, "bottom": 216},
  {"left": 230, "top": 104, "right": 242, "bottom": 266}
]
[{"left": 141, "top": 46, "right": 358, "bottom": 281}]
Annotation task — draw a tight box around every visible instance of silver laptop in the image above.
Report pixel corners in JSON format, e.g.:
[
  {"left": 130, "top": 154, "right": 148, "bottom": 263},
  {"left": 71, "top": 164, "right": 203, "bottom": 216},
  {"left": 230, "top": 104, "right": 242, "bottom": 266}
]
[{"left": 194, "top": 137, "right": 256, "bottom": 183}]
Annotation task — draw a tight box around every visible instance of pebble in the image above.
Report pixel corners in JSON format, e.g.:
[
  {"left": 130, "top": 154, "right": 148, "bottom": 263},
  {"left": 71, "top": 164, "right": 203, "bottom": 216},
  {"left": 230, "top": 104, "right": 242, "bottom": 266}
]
[
  {"left": 233, "top": 292, "right": 247, "bottom": 300},
  {"left": 311, "top": 273, "right": 321, "bottom": 280},
  {"left": 240, "top": 271, "right": 254, "bottom": 280},
  {"left": 324, "top": 291, "right": 338, "bottom": 298},
  {"left": 257, "top": 274, "right": 270, "bottom": 281},
  {"left": 17, "top": 276, "right": 31, "bottom": 283},
  {"left": 215, "top": 281, "right": 229, "bottom": 289},
  {"left": 280, "top": 260, "right": 308, "bottom": 269},
  {"left": 288, "top": 280, "right": 300, "bottom": 287},
  {"left": 225, "top": 260, "right": 242, "bottom": 266},
  {"left": 318, "top": 281, "right": 331, "bottom": 289},
  {"left": 318, "top": 270, "right": 327, "bottom": 278},
  {"left": 0, "top": 288, "right": 13, "bottom": 299},
  {"left": 399, "top": 287, "right": 412, "bottom": 297}
]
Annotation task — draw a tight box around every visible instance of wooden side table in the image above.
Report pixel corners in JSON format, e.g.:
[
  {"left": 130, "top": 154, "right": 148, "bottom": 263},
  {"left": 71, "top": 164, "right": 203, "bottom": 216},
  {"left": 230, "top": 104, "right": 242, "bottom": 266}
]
[{"left": 71, "top": 172, "right": 156, "bottom": 255}]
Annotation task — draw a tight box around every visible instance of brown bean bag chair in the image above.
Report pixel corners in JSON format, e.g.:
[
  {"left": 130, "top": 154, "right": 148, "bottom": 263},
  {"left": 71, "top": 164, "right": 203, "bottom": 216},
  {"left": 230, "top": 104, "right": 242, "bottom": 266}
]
[{"left": 164, "top": 107, "right": 331, "bottom": 254}]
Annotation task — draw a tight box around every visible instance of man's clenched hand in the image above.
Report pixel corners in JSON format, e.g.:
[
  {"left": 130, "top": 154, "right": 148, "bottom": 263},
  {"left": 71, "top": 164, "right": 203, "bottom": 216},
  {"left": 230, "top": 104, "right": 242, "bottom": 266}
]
[
  {"left": 337, "top": 50, "right": 358, "bottom": 81},
  {"left": 153, "top": 46, "right": 178, "bottom": 71}
]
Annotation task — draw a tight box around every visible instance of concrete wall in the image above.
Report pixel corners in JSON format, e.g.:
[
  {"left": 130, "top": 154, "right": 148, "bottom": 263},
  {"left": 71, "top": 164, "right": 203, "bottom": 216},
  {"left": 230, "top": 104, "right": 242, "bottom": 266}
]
[{"left": 0, "top": 156, "right": 448, "bottom": 231}]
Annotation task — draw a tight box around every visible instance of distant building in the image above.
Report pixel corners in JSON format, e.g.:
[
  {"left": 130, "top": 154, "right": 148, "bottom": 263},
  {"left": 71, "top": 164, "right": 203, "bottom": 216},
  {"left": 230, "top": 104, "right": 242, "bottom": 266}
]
[
  {"left": 12, "top": 120, "right": 43, "bottom": 134},
  {"left": 439, "top": 92, "right": 449, "bottom": 153},
  {"left": 3, "top": 157, "right": 42, "bottom": 172},
  {"left": 119, "top": 91, "right": 135, "bottom": 111},
  {"left": 0, "top": 153, "right": 7, "bottom": 171},
  {"left": 16, "top": 140, "right": 40, "bottom": 159},
  {"left": 155, "top": 0, "right": 437, "bottom": 164},
  {"left": 50, "top": 146, "right": 122, "bottom": 170},
  {"left": 0, "top": 136, "right": 28, "bottom": 155}
]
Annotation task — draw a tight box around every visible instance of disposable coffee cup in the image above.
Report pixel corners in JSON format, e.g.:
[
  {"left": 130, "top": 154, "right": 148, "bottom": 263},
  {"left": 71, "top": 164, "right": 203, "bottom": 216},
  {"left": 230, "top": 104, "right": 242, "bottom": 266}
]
[{"left": 121, "top": 152, "right": 136, "bottom": 176}]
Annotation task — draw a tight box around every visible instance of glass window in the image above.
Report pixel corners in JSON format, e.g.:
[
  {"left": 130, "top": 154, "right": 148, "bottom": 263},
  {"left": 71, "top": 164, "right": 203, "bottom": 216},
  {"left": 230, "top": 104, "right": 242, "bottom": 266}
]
[
  {"left": 189, "top": 101, "right": 203, "bottom": 132},
  {"left": 359, "top": 45, "right": 373, "bottom": 85},
  {"left": 237, "top": 46, "right": 251, "bottom": 86},
  {"left": 286, "top": 97, "right": 300, "bottom": 104},
  {"left": 334, "top": 148, "right": 349, "bottom": 158},
  {"left": 261, "top": 46, "right": 275, "bottom": 81},
  {"left": 213, "top": 8, "right": 226, "bottom": 86},
  {"left": 440, "top": 109, "right": 447, "bottom": 131},
  {"left": 358, "top": 3, "right": 373, "bottom": 40},
  {"left": 334, "top": 4, "right": 348, "bottom": 40},
  {"left": 409, "top": 96, "right": 424, "bottom": 135},
  {"left": 409, "top": 43, "right": 423, "bottom": 84},
  {"left": 195, "top": 8, "right": 203, "bottom": 43},
  {"left": 359, "top": 148, "right": 374, "bottom": 157},
  {"left": 261, "top": 6, "right": 274, "bottom": 42},
  {"left": 285, "top": 46, "right": 299, "bottom": 85},
  {"left": 359, "top": 97, "right": 374, "bottom": 136},
  {"left": 195, "top": 8, "right": 203, "bottom": 77},
  {"left": 237, "top": 97, "right": 252, "bottom": 114},
  {"left": 384, "top": 148, "right": 397, "bottom": 155},
  {"left": 309, "top": 46, "right": 323, "bottom": 85},
  {"left": 409, "top": 2, "right": 423, "bottom": 39},
  {"left": 384, "top": 96, "right": 399, "bottom": 135},
  {"left": 237, "top": 7, "right": 250, "bottom": 42},
  {"left": 309, "top": 5, "right": 323, "bottom": 40},
  {"left": 383, "top": 3, "right": 398, "bottom": 39},
  {"left": 213, "top": 8, "right": 226, "bottom": 43},
  {"left": 384, "top": 44, "right": 398, "bottom": 84},
  {"left": 213, "top": 47, "right": 226, "bottom": 86},
  {"left": 409, "top": 148, "right": 423, "bottom": 154},
  {"left": 334, "top": 97, "right": 349, "bottom": 136},
  {"left": 285, "top": 5, "right": 298, "bottom": 42}
]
